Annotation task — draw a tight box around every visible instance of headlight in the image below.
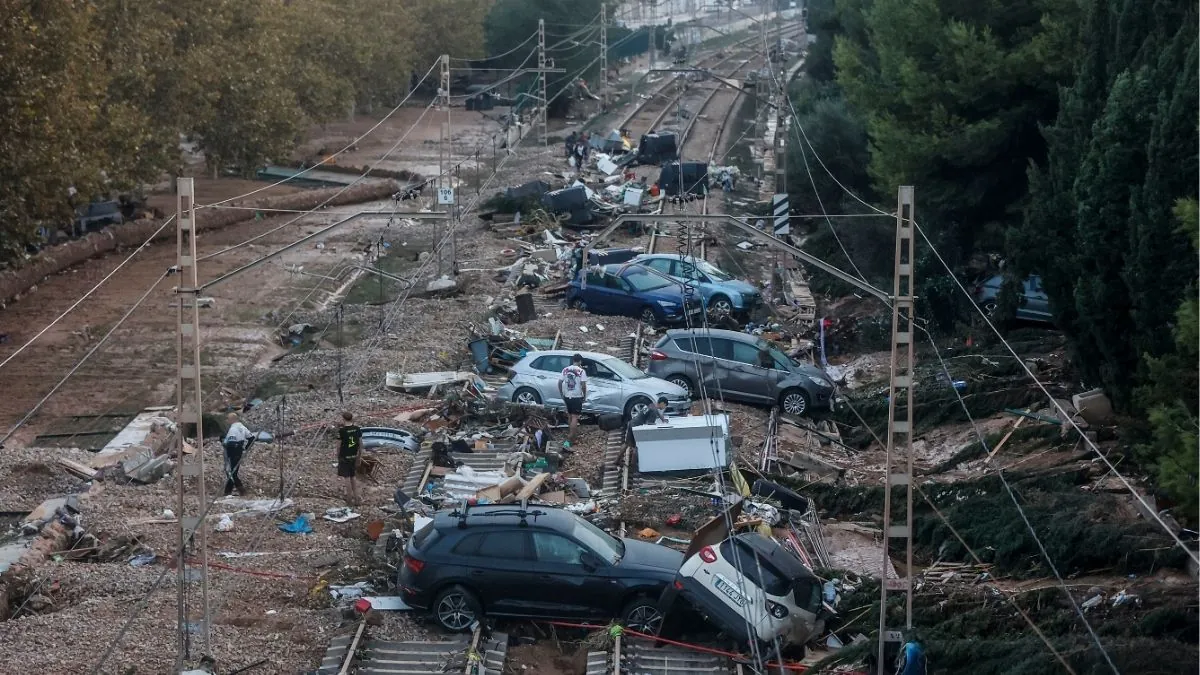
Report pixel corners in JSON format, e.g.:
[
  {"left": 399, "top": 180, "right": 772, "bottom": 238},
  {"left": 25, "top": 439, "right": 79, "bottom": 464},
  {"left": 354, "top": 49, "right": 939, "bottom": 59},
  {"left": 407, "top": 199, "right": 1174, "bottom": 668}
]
[
  {"left": 808, "top": 375, "right": 833, "bottom": 389},
  {"left": 656, "top": 300, "right": 679, "bottom": 308}
]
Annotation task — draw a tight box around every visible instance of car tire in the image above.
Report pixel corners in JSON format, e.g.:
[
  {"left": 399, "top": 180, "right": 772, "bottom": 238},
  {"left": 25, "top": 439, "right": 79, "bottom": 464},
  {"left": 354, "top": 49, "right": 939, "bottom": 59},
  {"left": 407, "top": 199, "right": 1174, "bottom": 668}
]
[
  {"left": 433, "top": 584, "right": 481, "bottom": 633},
  {"left": 639, "top": 306, "right": 658, "bottom": 326},
  {"left": 779, "top": 388, "right": 810, "bottom": 417},
  {"left": 666, "top": 375, "right": 695, "bottom": 399},
  {"left": 512, "top": 387, "right": 542, "bottom": 406},
  {"left": 572, "top": 298, "right": 588, "bottom": 312},
  {"left": 625, "top": 396, "right": 653, "bottom": 422},
  {"left": 621, "top": 597, "right": 665, "bottom": 635},
  {"left": 708, "top": 295, "right": 734, "bottom": 317}
]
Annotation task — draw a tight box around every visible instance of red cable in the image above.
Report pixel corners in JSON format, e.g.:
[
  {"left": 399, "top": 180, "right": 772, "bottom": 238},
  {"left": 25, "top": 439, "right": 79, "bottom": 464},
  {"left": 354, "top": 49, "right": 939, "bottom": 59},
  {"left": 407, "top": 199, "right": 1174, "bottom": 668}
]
[{"left": 184, "top": 557, "right": 317, "bottom": 582}]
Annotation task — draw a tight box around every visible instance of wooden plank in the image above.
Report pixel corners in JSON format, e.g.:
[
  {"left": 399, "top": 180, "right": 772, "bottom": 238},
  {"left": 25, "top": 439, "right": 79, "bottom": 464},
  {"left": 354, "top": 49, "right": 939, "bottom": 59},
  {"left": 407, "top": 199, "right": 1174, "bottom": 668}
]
[
  {"left": 985, "top": 416, "right": 1026, "bottom": 464},
  {"left": 416, "top": 462, "right": 434, "bottom": 494},
  {"left": 57, "top": 458, "right": 97, "bottom": 479},
  {"left": 515, "top": 472, "right": 550, "bottom": 501}
]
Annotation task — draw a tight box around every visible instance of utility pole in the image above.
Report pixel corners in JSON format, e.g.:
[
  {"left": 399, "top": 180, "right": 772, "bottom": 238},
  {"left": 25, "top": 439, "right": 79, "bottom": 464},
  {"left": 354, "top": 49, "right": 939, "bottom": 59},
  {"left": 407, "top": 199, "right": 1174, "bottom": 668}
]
[
  {"left": 439, "top": 53, "right": 450, "bottom": 197},
  {"left": 878, "top": 186, "right": 917, "bottom": 670},
  {"left": 600, "top": 2, "right": 608, "bottom": 110},
  {"left": 776, "top": 0, "right": 783, "bottom": 57},
  {"left": 174, "top": 177, "right": 210, "bottom": 671},
  {"left": 648, "top": 0, "right": 656, "bottom": 69},
  {"left": 538, "top": 19, "right": 548, "bottom": 146}
]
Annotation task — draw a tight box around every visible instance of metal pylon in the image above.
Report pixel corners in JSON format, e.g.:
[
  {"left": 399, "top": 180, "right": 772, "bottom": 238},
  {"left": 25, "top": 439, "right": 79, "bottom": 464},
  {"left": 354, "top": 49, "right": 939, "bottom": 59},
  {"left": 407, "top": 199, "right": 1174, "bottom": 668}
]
[
  {"left": 878, "top": 185, "right": 916, "bottom": 669},
  {"left": 174, "top": 177, "right": 210, "bottom": 670}
]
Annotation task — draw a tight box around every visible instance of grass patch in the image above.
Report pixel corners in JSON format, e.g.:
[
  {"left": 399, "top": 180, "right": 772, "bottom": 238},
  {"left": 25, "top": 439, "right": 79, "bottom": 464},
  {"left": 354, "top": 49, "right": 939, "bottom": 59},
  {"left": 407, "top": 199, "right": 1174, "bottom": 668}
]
[{"left": 343, "top": 243, "right": 431, "bottom": 305}]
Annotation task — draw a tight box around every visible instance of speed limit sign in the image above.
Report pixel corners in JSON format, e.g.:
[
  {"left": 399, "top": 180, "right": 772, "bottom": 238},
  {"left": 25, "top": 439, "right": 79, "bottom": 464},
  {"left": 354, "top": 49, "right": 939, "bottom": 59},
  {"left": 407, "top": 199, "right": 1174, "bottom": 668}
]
[{"left": 437, "top": 187, "right": 455, "bottom": 205}]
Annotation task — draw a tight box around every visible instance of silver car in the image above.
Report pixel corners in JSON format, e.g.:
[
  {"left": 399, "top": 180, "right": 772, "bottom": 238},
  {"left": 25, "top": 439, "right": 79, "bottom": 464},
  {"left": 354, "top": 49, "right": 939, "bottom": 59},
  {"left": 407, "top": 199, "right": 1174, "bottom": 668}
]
[
  {"left": 645, "top": 328, "right": 836, "bottom": 417},
  {"left": 496, "top": 350, "right": 691, "bottom": 420}
]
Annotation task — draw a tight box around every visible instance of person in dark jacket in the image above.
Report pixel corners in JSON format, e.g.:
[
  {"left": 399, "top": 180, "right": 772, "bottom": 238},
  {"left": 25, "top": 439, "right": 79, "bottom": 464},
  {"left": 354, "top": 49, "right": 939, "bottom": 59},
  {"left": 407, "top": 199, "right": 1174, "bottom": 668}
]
[
  {"left": 625, "top": 396, "right": 669, "bottom": 465},
  {"left": 336, "top": 412, "right": 363, "bottom": 505}
]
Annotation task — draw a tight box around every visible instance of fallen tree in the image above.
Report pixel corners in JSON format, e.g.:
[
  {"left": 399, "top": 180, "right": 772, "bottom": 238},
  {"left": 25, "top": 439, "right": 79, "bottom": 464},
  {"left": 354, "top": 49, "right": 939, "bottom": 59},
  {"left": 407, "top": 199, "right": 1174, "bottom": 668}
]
[{"left": 0, "top": 180, "right": 399, "bottom": 307}]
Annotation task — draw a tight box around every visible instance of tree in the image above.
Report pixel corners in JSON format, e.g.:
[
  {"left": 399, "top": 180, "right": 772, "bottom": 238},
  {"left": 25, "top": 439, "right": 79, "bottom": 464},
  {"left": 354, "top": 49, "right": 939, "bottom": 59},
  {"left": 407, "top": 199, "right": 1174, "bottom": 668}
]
[
  {"left": 832, "top": 0, "right": 1083, "bottom": 262},
  {"left": 1135, "top": 199, "right": 1199, "bottom": 524},
  {"left": 1011, "top": 0, "right": 1198, "bottom": 409}
]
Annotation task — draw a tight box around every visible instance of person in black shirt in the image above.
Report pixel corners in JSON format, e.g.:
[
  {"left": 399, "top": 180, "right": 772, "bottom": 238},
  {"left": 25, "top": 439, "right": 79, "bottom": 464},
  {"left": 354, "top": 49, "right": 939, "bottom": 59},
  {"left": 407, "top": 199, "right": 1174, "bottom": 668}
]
[
  {"left": 337, "top": 412, "right": 363, "bottom": 505},
  {"left": 625, "top": 396, "right": 669, "bottom": 466}
]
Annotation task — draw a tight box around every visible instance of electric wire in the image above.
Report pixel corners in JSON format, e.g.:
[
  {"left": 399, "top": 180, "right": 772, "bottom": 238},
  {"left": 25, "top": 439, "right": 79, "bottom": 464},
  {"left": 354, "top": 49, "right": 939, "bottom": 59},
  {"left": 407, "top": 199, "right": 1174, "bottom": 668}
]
[
  {"left": 779, "top": 60, "right": 1199, "bottom": 566},
  {"left": 449, "top": 30, "right": 537, "bottom": 62},
  {"left": 0, "top": 217, "right": 173, "bottom": 374},
  {"left": 88, "top": 47, "right": 608, "bottom": 674}
]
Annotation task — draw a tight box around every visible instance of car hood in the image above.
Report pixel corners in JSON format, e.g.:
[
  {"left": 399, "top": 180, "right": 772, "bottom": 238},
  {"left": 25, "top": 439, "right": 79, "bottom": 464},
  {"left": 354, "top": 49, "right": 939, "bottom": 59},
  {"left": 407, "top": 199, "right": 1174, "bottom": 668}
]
[
  {"left": 720, "top": 279, "right": 759, "bottom": 296},
  {"left": 617, "top": 538, "right": 685, "bottom": 575}
]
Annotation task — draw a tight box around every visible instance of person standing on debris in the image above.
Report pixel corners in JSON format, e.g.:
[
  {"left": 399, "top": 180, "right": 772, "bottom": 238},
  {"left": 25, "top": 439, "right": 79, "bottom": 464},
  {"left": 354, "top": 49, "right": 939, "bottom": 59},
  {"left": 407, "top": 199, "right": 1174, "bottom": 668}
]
[
  {"left": 565, "top": 131, "right": 577, "bottom": 158},
  {"left": 222, "top": 413, "right": 255, "bottom": 496},
  {"left": 625, "top": 396, "right": 669, "bottom": 467},
  {"left": 558, "top": 354, "right": 588, "bottom": 444},
  {"left": 337, "top": 412, "right": 363, "bottom": 505}
]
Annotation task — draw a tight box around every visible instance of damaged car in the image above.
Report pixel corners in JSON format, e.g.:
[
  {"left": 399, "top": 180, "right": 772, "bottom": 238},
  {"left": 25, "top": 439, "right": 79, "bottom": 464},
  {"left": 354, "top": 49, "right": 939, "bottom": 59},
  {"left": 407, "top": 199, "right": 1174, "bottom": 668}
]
[
  {"left": 497, "top": 349, "right": 691, "bottom": 420},
  {"left": 657, "top": 532, "right": 832, "bottom": 654},
  {"left": 399, "top": 503, "right": 683, "bottom": 633}
]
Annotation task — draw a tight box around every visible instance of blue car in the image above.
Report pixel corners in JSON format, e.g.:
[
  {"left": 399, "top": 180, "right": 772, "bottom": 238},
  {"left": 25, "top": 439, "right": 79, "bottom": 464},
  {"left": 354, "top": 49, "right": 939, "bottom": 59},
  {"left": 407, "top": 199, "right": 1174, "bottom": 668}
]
[
  {"left": 631, "top": 254, "right": 762, "bottom": 318},
  {"left": 567, "top": 264, "right": 705, "bottom": 326}
]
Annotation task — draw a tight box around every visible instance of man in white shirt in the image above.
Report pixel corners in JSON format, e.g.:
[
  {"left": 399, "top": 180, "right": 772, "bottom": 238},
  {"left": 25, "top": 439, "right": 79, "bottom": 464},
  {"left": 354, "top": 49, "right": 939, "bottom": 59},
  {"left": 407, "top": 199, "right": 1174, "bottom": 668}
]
[
  {"left": 558, "top": 353, "right": 588, "bottom": 444},
  {"left": 222, "top": 412, "right": 255, "bottom": 496}
]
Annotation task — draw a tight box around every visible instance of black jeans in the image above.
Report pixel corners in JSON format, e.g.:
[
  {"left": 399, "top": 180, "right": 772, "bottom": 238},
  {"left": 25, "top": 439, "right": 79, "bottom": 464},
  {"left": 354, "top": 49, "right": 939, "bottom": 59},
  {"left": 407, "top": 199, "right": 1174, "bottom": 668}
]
[{"left": 223, "top": 441, "right": 246, "bottom": 495}]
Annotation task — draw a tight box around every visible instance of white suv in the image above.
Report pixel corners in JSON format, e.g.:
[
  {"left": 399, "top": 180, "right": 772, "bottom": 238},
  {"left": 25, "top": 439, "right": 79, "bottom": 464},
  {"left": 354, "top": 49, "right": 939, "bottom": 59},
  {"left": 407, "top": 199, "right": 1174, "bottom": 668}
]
[{"left": 658, "top": 533, "right": 830, "bottom": 650}]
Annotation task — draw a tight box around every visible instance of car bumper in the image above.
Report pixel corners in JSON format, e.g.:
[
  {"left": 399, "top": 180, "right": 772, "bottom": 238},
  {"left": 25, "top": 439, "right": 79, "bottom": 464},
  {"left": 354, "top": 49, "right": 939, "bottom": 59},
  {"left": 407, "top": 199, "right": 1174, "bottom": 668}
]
[
  {"left": 399, "top": 585, "right": 432, "bottom": 610},
  {"left": 496, "top": 383, "right": 516, "bottom": 400}
]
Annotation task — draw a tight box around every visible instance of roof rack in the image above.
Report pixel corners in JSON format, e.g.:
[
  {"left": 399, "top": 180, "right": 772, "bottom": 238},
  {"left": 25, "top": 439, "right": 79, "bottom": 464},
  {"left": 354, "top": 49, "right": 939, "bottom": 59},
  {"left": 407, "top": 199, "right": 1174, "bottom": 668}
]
[{"left": 451, "top": 498, "right": 545, "bottom": 529}]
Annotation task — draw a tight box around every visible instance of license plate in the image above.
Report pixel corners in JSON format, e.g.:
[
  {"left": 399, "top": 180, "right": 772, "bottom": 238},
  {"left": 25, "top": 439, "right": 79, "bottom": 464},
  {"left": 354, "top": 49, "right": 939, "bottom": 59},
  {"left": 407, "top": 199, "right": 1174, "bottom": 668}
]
[{"left": 714, "top": 574, "right": 748, "bottom": 607}]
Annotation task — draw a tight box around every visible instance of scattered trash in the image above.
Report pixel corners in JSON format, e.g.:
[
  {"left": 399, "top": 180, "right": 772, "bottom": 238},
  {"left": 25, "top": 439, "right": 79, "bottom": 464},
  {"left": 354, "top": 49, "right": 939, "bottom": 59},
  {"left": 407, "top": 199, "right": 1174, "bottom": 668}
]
[
  {"left": 215, "top": 514, "right": 235, "bottom": 532},
  {"left": 278, "top": 513, "right": 313, "bottom": 534},
  {"left": 665, "top": 514, "right": 682, "bottom": 526},
  {"left": 330, "top": 581, "right": 373, "bottom": 601},
  {"left": 129, "top": 552, "right": 156, "bottom": 567},
  {"left": 324, "top": 507, "right": 361, "bottom": 524},
  {"left": 363, "top": 596, "right": 413, "bottom": 611}
]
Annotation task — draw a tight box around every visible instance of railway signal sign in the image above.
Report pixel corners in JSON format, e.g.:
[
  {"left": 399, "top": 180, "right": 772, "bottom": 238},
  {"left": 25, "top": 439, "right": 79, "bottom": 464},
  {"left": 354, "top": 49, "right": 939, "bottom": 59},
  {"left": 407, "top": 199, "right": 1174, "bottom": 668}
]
[{"left": 772, "top": 193, "right": 789, "bottom": 236}]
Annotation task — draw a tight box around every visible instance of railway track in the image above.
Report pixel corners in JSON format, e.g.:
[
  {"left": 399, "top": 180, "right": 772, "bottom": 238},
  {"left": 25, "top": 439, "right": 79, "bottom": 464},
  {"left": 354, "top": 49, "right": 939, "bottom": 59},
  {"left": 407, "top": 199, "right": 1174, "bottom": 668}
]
[{"left": 318, "top": 622, "right": 508, "bottom": 675}]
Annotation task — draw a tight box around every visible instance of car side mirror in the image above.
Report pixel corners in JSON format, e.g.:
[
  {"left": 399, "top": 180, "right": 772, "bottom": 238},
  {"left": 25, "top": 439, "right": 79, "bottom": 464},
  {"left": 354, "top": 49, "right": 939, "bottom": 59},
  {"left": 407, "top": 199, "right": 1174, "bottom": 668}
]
[{"left": 579, "top": 551, "right": 602, "bottom": 570}]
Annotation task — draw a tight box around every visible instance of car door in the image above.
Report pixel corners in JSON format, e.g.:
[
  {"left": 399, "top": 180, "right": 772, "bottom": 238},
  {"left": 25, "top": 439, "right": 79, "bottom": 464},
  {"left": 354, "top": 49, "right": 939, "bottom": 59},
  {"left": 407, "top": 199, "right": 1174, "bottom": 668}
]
[
  {"left": 530, "top": 355, "right": 570, "bottom": 406},
  {"left": 580, "top": 358, "right": 624, "bottom": 414},
  {"left": 672, "top": 258, "right": 713, "bottom": 307},
  {"left": 724, "top": 340, "right": 777, "bottom": 404},
  {"left": 454, "top": 530, "right": 539, "bottom": 616},
  {"left": 688, "top": 336, "right": 723, "bottom": 396},
  {"left": 707, "top": 338, "right": 753, "bottom": 403},
  {"left": 529, "top": 531, "right": 622, "bottom": 619},
  {"left": 1023, "top": 276, "right": 1052, "bottom": 321},
  {"left": 607, "top": 272, "right": 644, "bottom": 316}
]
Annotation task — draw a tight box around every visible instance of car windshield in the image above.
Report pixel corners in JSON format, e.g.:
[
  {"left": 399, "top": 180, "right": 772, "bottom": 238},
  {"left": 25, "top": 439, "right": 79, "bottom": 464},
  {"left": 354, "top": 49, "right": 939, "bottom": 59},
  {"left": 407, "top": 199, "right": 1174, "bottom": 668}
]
[
  {"left": 573, "top": 516, "right": 624, "bottom": 563},
  {"left": 603, "top": 357, "right": 648, "bottom": 380},
  {"left": 695, "top": 259, "right": 734, "bottom": 282},
  {"left": 625, "top": 267, "right": 672, "bottom": 292}
]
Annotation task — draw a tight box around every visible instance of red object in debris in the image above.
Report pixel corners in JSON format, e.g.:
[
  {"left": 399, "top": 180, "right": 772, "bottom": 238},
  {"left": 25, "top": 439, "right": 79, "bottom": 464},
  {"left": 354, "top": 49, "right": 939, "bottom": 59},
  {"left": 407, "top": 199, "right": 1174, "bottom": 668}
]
[
  {"left": 354, "top": 598, "right": 372, "bottom": 614},
  {"left": 665, "top": 514, "right": 682, "bottom": 526},
  {"left": 966, "top": 335, "right": 974, "bottom": 347},
  {"left": 649, "top": 350, "right": 669, "bottom": 361}
]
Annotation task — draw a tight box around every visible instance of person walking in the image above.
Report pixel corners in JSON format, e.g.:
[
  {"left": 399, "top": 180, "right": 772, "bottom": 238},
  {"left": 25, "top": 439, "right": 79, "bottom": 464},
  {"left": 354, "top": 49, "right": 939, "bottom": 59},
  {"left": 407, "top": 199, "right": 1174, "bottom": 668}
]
[
  {"left": 558, "top": 354, "right": 588, "bottom": 444},
  {"left": 336, "top": 412, "right": 363, "bottom": 505},
  {"left": 222, "top": 413, "right": 254, "bottom": 496},
  {"left": 625, "top": 396, "right": 669, "bottom": 469}
]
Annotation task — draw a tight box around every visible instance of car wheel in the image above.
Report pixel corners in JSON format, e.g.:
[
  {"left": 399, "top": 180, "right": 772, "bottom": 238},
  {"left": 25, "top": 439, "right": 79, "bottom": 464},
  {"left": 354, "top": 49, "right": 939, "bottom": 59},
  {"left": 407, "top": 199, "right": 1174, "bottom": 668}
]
[
  {"left": 625, "top": 397, "right": 653, "bottom": 422},
  {"left": 666, "top": 375, "right": 695, "bottom": 399},
  {"left": 572, "top": 298, "right": 588, "bottom": 311},
  {"left": 433, "top": 585, "right": 480, "bottom": 633},
  {"left": 513, "top": 387, "right": 542, "bottom": 406},
  {"left": 779, "top": 388, "right": 810, "bottom": 417},
  {"left": 621, "top": 597, "right": 664, "bottom": 635},
  {"left": 708, "top": 295, "right": 734, "bottom": 317},
  {"left": 639, "top": 307, "right": 658, "bottom": 326}
]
